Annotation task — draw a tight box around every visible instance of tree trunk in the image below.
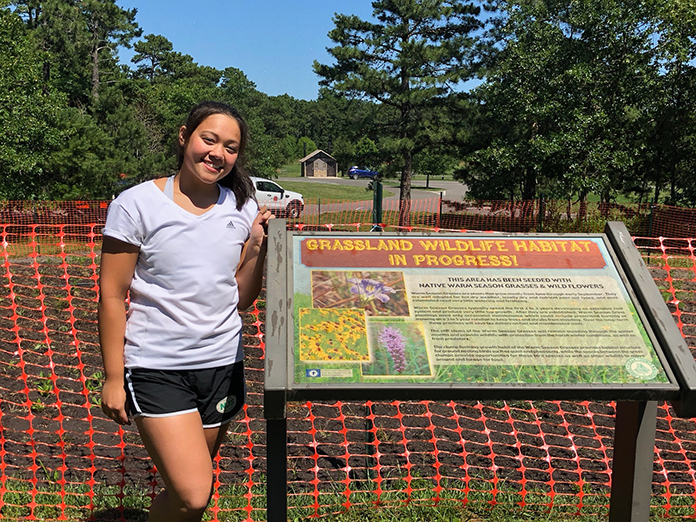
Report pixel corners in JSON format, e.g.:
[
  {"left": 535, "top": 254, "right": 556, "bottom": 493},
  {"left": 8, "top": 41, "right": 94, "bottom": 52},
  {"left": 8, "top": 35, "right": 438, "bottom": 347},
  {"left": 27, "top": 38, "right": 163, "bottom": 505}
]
[
  {"left": 638, "top": 174, "right": 647, "bottom": 205},
  {"left": 398, "top": 151, "right": 413, "bottom": 228},
  {"left": 522, "top": 167, "right": 536, "bottom": 200},
  {"left": 653, "top": 180, "right": 661, "bottom": 204},
  {"left": 92, "top": 45, "right": 100, "bottom": 99},
  {"left": 521, "top": 167, "right": 536, "bottom": 221},
  {"left": 522, "top": 122, "right": 538, "bottom": 201},
  {"left": 90, "top": 13, "right": 100, "bottom": 100},
  {"left": 40, "top": 10, "right": 50, "bottom": 88},
  {"left": 397, "top": 52, "right": 412, "bottom": 228},
  {"left": 42, "top": 61, "right": 50, "bottom": 95},
  {"left": 577, "top": 189, "right": 588, "bottom": 223},
  {"left": 669, "top": 165, "right": 676, "bottom": 205}
]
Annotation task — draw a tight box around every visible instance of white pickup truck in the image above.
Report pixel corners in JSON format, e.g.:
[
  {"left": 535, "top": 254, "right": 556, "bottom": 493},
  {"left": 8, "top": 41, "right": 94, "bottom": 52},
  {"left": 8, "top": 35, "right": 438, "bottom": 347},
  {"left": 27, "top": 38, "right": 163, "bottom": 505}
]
[{"left": 251, "top": 177, "right": 304, "bottom": 218}]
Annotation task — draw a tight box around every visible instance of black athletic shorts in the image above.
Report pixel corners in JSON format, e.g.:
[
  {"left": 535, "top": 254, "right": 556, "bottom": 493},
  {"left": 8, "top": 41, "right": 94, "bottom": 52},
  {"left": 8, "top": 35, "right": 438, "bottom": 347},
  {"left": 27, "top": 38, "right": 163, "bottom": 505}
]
[{"left": 124, "top": 361, "right": 245, "bottom": 428}]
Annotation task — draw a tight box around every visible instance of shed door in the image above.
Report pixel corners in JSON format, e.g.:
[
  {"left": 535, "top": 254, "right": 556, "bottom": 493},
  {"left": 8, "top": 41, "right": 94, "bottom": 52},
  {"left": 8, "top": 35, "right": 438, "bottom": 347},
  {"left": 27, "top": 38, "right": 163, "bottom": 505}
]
[{"left": 314, "top": 159, "right": 327, "bottom": 177}]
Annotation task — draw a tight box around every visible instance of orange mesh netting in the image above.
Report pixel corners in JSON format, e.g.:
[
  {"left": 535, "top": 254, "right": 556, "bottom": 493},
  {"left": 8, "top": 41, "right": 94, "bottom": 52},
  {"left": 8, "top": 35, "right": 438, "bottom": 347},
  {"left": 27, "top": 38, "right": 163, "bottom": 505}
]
[
  {"left": 285, "top": 197, "right": 696, "bottom": 238},
  {"left": 1, "top": 198, "right": 694, "bottom": 237},
  {"left": 0, "top": 199, "right": 695, "bottom": 520}
]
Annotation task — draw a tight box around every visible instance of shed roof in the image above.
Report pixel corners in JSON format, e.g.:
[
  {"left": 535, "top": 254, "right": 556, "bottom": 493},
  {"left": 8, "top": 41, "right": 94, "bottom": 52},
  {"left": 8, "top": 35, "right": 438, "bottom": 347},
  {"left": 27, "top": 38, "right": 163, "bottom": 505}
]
[{"left": 299, "top": 149, "right": 336, "bottom": 163}]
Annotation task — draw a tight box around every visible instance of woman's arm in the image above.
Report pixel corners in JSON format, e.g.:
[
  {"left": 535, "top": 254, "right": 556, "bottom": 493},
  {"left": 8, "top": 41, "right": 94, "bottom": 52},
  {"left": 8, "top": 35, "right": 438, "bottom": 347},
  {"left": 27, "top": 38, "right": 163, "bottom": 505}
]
[
  {"left": 98, "top": 236, "right": 139, "bottom": 425},
  {"left": 236, "top": 209, "right": 273, "bottom": 310}
]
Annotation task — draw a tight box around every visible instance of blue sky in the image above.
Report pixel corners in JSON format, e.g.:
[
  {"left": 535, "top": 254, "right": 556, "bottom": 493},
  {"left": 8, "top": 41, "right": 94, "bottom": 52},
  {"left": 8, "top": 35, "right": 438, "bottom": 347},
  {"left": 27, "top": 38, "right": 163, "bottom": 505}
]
[{"left": 117, "top": 1, "right": 376, "bottom": 101}]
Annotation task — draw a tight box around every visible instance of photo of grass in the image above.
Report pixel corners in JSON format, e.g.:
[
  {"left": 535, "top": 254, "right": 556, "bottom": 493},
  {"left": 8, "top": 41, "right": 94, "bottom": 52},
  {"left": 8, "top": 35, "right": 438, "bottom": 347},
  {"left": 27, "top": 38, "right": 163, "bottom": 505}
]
[
  {"left": 298, "top": 307, "right": 369, "bottom": 362},
  {"left": 361, "top": 320, "right": 432, "bottom": 378},
  {"left": 311, "top": 270, "right": 409, "bottom": 316},
  {"left": 431, "top": 355, "right": 670, "bottom": 384}
]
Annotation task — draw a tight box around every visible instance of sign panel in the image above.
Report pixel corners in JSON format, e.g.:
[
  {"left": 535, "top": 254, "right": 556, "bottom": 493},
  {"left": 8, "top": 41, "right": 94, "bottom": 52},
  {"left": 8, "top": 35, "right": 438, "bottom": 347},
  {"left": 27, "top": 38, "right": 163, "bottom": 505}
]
[{"left": 291, "top": 234, "right": 669, "bottom": 386}]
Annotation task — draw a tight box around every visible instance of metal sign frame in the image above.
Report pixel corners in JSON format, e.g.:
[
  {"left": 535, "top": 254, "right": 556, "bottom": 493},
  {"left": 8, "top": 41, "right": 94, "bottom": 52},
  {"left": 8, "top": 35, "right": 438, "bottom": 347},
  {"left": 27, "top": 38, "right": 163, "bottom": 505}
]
[{"left": 264, "top": 220, "right": 696, "bottom": 522}]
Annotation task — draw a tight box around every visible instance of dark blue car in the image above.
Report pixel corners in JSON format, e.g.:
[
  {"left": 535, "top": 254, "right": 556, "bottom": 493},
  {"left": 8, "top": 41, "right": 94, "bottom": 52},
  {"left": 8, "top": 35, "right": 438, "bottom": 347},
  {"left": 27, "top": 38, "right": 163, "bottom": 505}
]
[{"left": 348, "top": 166, "right": 380, "bottom": 180}]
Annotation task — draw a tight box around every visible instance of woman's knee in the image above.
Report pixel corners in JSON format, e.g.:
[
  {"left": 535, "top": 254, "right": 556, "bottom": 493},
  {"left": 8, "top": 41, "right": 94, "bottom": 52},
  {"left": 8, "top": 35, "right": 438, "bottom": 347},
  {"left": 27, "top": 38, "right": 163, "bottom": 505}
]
[{"left": 171, "top": 477, "right": 214, "bottom": 516}]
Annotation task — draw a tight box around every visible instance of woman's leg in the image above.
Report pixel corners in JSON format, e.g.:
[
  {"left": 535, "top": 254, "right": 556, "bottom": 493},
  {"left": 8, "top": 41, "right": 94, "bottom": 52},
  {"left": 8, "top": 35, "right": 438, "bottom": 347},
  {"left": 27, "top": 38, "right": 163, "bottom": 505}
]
[
  {"left": 196, "top": 422, "right": 234, "bottom": 511},
  {"left": 205, "top": 421, "right": 232, "bottom": 456},
  {"left": 136, "top": 412, "right": 216, "bottom": 522}
]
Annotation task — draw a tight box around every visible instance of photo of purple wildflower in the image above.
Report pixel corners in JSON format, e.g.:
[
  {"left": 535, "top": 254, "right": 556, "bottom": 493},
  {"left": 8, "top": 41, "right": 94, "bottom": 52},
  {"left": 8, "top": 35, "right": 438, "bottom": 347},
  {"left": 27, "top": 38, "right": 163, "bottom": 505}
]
[
  {"left": 362, "top": 320, "right": 432, "bottom": 378},
  {"left": 311, "top": 271, "right": 409, "bottom": 316},
  {"left": 348, "top": 277, "right": 395, "bottom": 304},
  {"left": 378, "top": 326, "right": 407, "bottom": 373}
]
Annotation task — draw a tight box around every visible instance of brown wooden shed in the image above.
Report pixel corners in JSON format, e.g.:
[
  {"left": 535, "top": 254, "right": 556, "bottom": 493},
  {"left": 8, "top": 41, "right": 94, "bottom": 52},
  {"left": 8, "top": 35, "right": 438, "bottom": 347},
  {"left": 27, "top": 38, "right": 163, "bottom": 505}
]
[{"left": 300, "top": 150, "right": 338, "bottom": 178}]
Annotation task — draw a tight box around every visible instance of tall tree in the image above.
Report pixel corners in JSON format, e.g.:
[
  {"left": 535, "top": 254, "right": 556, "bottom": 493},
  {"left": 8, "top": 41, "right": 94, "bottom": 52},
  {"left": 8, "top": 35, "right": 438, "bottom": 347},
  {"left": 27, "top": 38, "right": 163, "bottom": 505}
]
[
  {"left": 644, "top": 0, "right": 696, "bottom": 205},
  {"left": 82, "top": 0, "right": 140, "bottom": 99},
  {"left": 14, "top": 0, "right": 92, "bottom": 104},
  {"left": 0, "top": 6, "right": 67, "bottom": 198},
  {"left": 12, "top": 0, "right": 139, "bottom": 102},
  {"left": 314, "top": 0, "right": 482, "bottom": 225},
  {"left": 465, "top": 0, "right": 669, "bottom": 204},
  {"left": 131, "top": 33, "right": 173, "bottom": 81},
  {"left": 303, "top": 90, "right": 383, "bottom": 164}
]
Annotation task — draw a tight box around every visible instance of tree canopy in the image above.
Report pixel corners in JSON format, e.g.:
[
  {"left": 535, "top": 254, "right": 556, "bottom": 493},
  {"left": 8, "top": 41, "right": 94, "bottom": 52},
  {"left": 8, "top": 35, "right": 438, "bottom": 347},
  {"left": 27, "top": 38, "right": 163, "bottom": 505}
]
[
  {"left": 314, "top": 0, "right": 483, "bottom": 224},
  {"left": 2, "top": 0, "right": 696, "bottom": 207},
  {"left": 459, "top": 0, "right": 696, "bottom": 206}
]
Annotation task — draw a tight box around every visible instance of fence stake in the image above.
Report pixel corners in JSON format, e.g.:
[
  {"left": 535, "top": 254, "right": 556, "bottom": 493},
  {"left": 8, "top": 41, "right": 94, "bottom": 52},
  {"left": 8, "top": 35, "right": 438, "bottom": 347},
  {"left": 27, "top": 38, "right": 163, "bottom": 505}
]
[
  {"left": 438, "top": 192, "right": 443, "bottom": 228},
  {"left": 371, "top": 180, "right": 383, "bottom": 232}
]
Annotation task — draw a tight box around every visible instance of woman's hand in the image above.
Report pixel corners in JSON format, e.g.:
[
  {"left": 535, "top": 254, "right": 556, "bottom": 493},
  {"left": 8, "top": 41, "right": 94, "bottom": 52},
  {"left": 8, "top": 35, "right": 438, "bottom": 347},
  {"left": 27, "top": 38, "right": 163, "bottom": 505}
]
[
  {"left": 101, "top": 377, "right": 130, "bottom": 425},
  {"left": 248, "top": 206, "right": 273, "bottom": 249}
]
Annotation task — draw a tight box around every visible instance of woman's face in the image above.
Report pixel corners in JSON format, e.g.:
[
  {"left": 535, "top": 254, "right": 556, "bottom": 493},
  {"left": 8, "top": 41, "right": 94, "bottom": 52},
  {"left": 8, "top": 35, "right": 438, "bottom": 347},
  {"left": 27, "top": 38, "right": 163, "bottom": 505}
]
[{"left": 179, "top": 113, "right": 242, "bottom": 185}]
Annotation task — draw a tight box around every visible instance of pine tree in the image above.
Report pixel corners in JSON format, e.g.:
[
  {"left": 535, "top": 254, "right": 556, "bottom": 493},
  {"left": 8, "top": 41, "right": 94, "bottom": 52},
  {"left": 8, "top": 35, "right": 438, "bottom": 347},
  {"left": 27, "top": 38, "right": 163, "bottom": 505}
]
[{"left": 314, "top": 0, "right": 482, "bottom": 225}]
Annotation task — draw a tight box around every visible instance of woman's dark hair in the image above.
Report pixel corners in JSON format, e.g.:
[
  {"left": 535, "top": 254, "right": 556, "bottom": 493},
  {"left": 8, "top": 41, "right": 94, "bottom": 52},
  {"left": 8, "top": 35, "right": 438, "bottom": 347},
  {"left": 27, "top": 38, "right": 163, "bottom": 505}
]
[{"left": 177, "top": 101, "right": 255, "bottom": 210}]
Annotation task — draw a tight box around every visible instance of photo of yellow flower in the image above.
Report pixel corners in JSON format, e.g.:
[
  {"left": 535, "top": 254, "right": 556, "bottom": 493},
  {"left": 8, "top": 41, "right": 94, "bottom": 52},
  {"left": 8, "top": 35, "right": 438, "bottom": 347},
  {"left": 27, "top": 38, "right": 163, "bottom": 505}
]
[{"left": 298, "top": 308, "right": 369, "bottom": 362}]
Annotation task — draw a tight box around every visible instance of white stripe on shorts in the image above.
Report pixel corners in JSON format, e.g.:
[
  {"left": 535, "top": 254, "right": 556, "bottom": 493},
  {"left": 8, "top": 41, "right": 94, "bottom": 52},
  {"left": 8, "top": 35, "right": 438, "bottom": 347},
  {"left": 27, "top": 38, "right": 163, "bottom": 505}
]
[
  {"left": 124, "top": 369, "right": 141, "bottom": 415},
  {"left": 137, "top": 408, "right": 199, "bottom": 419}
]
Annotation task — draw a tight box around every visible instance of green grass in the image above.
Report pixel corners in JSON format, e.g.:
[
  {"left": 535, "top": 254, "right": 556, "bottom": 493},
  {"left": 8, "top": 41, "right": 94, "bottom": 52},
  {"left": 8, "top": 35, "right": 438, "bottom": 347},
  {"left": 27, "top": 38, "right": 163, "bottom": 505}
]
[
  {"left": 276, "top": 180, "right": 396, "bottom": 201},
  {"left": 272, "top": 158, "right": 665, "bottom": 205},
  {"left": 584, "top": 190, "right": 673, "bottom": 205},
  {"left": 381, "top": 177, "right": 451, "bottom": 192},
  {"left": 3, "top": 240, "right": 97, "bottom": 258},
  {"left": 585, "top": 193, "right": 636, "bottom": 204},
  {"left": 277, "top": 162, "right": 302, "bottom": 177},
  {"left": 2, "top": 474, "right": 688, "bottom": 521},
  {"left": 298, "top": 209, "right": 437, "bottom": 226}
]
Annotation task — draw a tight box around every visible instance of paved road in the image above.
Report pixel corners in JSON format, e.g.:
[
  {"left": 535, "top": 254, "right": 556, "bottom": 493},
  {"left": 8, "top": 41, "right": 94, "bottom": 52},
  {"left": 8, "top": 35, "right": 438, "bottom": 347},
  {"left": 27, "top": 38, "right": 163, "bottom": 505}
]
[
  {"left": 277, "top": 176, "right": 467, "bottom": 219},
  {"left": 277, "top": 176, "right": 467, "bottom": 202}
]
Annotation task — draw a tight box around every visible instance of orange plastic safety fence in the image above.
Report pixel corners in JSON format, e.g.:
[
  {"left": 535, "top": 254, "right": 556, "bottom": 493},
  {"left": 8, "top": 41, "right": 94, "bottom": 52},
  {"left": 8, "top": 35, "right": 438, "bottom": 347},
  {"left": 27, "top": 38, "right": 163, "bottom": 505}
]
[
  {"left": 1, "top": 198, "right": 695, "bottom": 238},
  {"left": 0, "top": 202, "right": 108, "bottom": 226},
  {"left": 285, "top": 197, "right": 696, "bottom": 238},
  {"left": 0, "top": 221, "right": 695, "bottom": 520}
]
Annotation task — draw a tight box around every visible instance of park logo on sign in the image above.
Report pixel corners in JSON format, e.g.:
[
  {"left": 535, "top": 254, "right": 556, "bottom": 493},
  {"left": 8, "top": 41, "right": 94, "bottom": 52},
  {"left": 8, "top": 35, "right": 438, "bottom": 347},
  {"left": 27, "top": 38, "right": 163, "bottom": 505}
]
[{"left": 625, "top": 358, "right": 659, "bottom": 380}]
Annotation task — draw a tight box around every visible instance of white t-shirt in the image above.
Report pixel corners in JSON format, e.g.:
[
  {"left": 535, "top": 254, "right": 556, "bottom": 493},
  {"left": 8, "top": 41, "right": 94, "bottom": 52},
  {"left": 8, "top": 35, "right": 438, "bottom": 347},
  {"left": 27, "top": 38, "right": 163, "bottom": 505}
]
[{"left": 102, "top": 180, "right": 258, "bottom": 370}]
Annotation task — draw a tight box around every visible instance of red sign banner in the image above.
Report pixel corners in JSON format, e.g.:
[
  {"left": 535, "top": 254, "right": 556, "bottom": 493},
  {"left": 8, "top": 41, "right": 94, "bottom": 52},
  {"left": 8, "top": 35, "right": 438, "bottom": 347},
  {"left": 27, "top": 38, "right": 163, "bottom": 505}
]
[{"left": 299, "top": 237, "right": 606, "bottom": 269}]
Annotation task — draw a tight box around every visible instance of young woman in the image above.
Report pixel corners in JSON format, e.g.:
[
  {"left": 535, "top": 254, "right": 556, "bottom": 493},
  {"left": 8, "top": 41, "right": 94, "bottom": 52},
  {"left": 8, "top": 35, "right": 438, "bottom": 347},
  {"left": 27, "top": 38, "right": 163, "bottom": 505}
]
[{"left": 98, "top": 101, "right": 271, "bottom": 522}]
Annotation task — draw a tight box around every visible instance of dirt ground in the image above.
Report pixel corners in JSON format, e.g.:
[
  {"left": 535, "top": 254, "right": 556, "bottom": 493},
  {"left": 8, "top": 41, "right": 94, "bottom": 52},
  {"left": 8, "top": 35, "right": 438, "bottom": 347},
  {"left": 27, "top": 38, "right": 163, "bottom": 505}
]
[{"left": 1, "top": 248, "right": 696, "bottom": 520}]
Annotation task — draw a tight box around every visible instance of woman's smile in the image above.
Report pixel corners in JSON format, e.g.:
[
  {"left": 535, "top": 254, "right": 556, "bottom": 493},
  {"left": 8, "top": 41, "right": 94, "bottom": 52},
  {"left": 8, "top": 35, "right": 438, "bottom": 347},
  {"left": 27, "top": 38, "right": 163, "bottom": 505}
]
[{"left": 179, "top": 113, "right": 242, "bottom": 185}]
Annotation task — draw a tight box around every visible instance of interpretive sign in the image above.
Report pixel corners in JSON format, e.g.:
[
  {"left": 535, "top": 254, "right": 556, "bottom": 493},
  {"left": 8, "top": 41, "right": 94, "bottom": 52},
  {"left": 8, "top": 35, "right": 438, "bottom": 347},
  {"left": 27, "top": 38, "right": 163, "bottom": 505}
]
[
  {"left": 292, "top": 233, "right": 668, "bottom": 387},
  {"left": 264, "top": 221, "right": 696, "bottom": 522}
]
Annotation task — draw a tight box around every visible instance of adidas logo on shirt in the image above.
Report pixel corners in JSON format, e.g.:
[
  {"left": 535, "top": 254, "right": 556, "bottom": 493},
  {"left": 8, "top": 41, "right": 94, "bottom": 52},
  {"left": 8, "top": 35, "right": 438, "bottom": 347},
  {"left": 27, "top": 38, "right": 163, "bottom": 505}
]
[{"left": 226, "top": 221, "right": 236, "bottom": 229}]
